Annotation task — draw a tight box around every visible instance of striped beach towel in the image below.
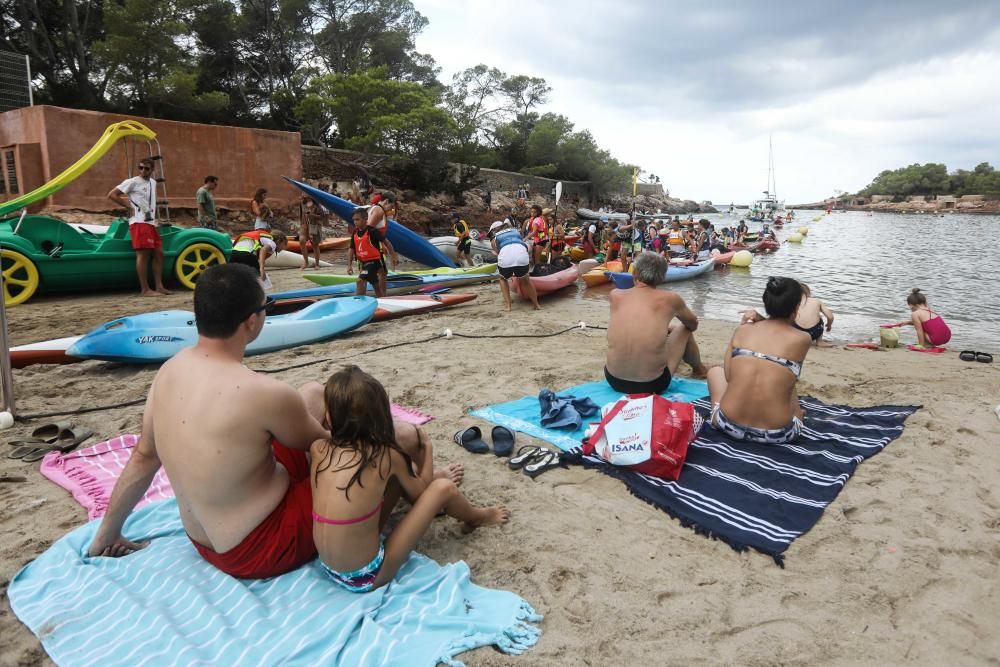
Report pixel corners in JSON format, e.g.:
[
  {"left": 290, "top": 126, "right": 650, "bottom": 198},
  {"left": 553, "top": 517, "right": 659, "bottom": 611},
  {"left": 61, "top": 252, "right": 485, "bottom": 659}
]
[
  {"left": 567, "top": 396, "right": 918, "bottom": 564},
  {"left": 39, "top": 404, "right": 434, "bottom": 520},
  {"left": 9, "top": 499, "right": 541, "bottom": 667},
  {"left": 472, "top": 382, "right": 917, "bottom": 565}
]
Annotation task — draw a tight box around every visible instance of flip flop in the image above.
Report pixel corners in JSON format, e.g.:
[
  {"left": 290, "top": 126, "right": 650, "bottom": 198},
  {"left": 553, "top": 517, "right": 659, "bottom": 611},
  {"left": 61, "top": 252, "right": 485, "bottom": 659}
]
[
  {"left": 452, "top": 426, "right": 489, "bottom": 454},
  {"left": 960, "top": 350, "right": 977, "bottom": 362},
  {"left": 20, "top": 427, "right": 94, "bottom": 463},
  {"left": 976, "top": 352, "right": 994, "bottom": 363},
  {"left": 508, "top": 445, "right": 543, "bottom": 470},
  {"left": 523, "top": 449, "right": 564, "bottom": 478},
  {"left": 30, "top": 421, "right": 74, "bottom": 441},
  {"left": 491, "top": 426, "right": 515, "bottom": 458},
  {"left": 846, "top": 343, "right": 880, "bottom": 350},
  {"left": 908, "top": 344, "right": 946, "bottom": 353}
]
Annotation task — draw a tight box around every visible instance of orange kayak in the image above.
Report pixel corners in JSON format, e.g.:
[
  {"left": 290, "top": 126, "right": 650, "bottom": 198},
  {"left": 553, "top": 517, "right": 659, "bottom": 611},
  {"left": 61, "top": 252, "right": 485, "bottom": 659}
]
[
  {"left": 287, "top": 237, "right": 350, "bottom": 253},
  {"left": 582, "top": 260, "right": 622, "bottom": 287}
]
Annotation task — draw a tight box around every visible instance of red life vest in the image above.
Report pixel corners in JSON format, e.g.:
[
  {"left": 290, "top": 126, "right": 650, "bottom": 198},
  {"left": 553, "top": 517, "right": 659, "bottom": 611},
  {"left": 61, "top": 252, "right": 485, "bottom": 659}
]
[
  {"left": 353, "top": 228, "right": 382, "bottom": 262},
  {"left": 233, "top": 230, "right": 273, "bottom": 252}
]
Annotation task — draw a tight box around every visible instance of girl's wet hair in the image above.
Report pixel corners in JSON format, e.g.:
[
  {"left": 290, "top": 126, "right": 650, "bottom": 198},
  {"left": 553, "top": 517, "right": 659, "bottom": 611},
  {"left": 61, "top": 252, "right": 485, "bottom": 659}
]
[
  {"left": 314, "top": 365, "right": 413, "bottom": 496},
  {"left": 762, "top": 276, "right": 803, "bottom": 320},
  {"left": 906, "top": 288, "right": 927, "bottom": 306}
]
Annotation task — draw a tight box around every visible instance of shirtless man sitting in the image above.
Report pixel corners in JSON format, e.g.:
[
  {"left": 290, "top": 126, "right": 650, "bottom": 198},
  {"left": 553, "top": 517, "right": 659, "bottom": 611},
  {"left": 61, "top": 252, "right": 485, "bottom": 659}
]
[
  {"left": 88, "top": 263, "right": 461, "bottom": 578},
  {"left": 605, "top": 252, "right": 708, "bottom": 394}
]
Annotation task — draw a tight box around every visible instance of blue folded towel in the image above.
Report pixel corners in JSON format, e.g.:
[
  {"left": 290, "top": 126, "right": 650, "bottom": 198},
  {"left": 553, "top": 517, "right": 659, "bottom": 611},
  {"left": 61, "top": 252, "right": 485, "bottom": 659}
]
[
  {"left": 538, "top": 388, "right": 600, "bottom": 430},
  {"left": 9, "top": 499, "right": 541, "bottom": 667}
]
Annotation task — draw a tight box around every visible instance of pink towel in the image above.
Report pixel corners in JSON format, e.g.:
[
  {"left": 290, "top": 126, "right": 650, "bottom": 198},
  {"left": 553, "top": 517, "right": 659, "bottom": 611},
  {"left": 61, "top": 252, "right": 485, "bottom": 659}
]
[{"left": 40, "top": 404, "right": 434, "bottom": 520}]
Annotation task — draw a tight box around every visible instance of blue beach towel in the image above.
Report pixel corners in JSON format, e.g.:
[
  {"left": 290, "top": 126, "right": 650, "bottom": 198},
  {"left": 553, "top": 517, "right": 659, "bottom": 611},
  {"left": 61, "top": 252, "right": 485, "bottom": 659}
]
[
  {"left": 472, "top": 381, "right": 918, "bottom": 565},
  {"left": 470, "top": 377, "right": 708, "bottom": 451},
  {"left": 9, "top": 499, "right": 541, "bottom": 667}
]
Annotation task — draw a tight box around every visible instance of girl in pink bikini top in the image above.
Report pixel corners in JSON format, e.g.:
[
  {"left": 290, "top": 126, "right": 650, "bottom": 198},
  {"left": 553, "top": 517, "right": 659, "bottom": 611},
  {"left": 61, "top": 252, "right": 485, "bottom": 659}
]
[{"left": 895, "top": 288, "right": 952, "bottom": 347}]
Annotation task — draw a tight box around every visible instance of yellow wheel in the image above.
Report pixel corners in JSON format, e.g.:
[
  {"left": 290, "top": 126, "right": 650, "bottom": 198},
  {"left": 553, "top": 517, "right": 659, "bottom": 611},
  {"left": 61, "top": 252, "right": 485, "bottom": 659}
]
[
  {"left": 2, "top": 248, "right": 40, "bottom": 306},
  {"left": 174, "top": 243, "right": 226, "bottom": 290}
]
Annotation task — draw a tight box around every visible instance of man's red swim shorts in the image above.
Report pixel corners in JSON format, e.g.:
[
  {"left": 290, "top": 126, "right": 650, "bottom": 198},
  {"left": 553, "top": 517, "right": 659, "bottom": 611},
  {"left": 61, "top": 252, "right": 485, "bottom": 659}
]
[{"left": 189, "top": 439, "right": 316, "bottom": 579}]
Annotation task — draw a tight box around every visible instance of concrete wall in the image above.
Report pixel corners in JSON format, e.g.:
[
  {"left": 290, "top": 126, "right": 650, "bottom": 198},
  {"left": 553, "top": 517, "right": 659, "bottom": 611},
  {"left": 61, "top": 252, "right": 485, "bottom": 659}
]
[
  {"left": 636, "top": 183, "right": 665, "bottom": 196},
  {"left": 0, "top": 105, "right": 303, "bottom": 213}
]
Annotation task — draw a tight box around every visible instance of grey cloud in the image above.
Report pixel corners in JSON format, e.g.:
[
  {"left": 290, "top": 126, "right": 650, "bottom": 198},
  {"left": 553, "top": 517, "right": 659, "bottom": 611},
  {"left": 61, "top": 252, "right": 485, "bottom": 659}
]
[{"left": 516, "top": 0, "right": 1000, "bottom": 111}]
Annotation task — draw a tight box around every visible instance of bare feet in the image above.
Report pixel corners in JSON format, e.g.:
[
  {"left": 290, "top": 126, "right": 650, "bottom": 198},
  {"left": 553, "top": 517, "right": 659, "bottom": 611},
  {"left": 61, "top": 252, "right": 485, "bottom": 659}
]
[
  {"left": 462, "top": 505, "right": 511, "bottom": 533},
  {"left": 156, "top": 287, "right": 174, "bottom": 295},
  {"left": 434, "top": 463, "right": 465, "bottom": 487},
  {"left": 141, "top": 289, "right": 163, "bottom": 297},
  {"left": 532, "top": 303, "right": 541, "bottom": 311}
]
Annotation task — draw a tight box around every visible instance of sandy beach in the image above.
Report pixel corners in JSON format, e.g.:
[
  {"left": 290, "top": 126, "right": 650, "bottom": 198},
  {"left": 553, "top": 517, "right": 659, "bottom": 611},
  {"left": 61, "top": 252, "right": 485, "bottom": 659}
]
[{"left": 2, "top": 266, "right": 999, "bottom": 666}]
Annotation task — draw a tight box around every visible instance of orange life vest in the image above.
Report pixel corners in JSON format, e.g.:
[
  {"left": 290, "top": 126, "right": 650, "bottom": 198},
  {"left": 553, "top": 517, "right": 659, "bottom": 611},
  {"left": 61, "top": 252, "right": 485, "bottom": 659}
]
[{"left": 352, "top": 228, "right": 382, "bottom": 262}]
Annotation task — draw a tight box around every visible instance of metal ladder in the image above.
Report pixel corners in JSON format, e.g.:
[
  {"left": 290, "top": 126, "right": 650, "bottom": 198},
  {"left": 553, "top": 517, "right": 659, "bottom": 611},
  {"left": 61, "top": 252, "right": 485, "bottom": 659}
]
[{"left": 123, "top": 137, "right": 171, "bottom": 225}]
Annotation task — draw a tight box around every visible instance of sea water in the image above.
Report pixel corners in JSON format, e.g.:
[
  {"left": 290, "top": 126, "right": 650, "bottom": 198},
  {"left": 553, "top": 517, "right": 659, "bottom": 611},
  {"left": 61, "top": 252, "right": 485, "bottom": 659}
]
[{"left": 578, "top": 210, "right": 1000, "bottom": 351}]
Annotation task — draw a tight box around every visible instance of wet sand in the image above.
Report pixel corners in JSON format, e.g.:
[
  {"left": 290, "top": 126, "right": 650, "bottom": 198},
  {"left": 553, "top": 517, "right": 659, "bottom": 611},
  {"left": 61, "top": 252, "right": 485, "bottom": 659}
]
[{"left": 2, "top": 266, "right": 999, "bottom": 665}]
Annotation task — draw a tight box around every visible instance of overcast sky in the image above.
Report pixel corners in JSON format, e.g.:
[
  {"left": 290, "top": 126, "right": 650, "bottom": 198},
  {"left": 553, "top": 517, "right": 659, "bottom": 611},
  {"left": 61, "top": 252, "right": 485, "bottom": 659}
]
[{"left": 412, "top": 0, "right": 1000, "bottom": 204}]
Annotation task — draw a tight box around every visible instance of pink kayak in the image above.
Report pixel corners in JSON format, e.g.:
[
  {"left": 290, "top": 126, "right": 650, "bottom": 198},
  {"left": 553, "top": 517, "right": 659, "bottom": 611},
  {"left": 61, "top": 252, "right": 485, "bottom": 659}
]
[{"left": 512, "top": 265, "right": 579, "bottom": 298}]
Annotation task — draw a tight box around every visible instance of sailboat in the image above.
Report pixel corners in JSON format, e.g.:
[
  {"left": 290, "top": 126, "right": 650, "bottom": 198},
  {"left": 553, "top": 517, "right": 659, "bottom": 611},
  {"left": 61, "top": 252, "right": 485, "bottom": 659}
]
[{"left": 749, "top": 136, "right": 785, "bottom": 222}]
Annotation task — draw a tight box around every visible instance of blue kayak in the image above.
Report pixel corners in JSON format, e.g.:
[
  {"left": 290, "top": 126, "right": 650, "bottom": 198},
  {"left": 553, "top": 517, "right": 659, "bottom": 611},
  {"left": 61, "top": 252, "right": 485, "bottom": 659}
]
[
  {"left": 284, "top": 177, "right": 456, "bottom": 269},
  {"left": 605, "top": 259, "right": 716, "bottom": 288},
  {"left": 272, "top": 272, "right": 496, "bottom": 301},
  {"left": 66, "top": 296, "right": 377, "bottom": 363}
]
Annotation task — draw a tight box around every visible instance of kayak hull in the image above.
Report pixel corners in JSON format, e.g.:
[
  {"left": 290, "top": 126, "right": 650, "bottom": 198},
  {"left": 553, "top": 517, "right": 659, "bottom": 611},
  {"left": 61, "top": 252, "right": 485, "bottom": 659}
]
[
  {"left": 605, "top": 259, "right": 715, "bottom": 288},
  {"left": 285, "top": 178, "right": 456, "bottom": 268},
  {"left": 429, "top": 237, "right": 497, "bottom": 264},
  {"left": 66, "top": 296, "right": 378, "bottom": 363},
  {"left": 272, "top": 273, "right": 496, "bottom": 300},
  {"left": 303, "top": 264, "right": 497, "bottom": 286},
  {"left": 582, "top": 260, "right": 622, "bottom": 287},
  {"left": 511, "top": 265, "right": 578, "bottom": 298}
]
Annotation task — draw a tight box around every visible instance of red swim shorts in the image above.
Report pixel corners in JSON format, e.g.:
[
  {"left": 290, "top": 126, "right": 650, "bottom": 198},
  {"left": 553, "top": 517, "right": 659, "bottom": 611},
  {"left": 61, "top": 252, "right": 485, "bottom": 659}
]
[
  {"left": 129, "top": 223, "right": 162, "bottom": 250},
  {"left": 190, "top": 439, "right": 316, "bottom": 579}
]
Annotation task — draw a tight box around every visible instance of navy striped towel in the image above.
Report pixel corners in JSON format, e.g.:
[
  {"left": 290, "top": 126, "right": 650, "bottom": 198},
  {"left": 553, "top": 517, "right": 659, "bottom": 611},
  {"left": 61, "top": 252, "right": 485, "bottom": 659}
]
[{"left": 566, "top": 396, "right": 919, "bottom": 565}]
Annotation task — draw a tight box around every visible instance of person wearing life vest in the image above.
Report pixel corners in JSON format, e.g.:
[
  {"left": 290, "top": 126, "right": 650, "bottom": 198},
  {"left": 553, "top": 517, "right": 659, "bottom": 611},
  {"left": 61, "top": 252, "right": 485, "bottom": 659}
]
[
  {"left": 451, "top": 212, "right": 473, "bottom": 267},
  {"left": 666, "top": 220, "right": 686, "bottom": 256},
  {"left": 489, "top": 220, "right": 540, "bottom": 311},
  {"left": 366, "top": 192, "right": 399, "bottom": 296},
  {"left": 349, "top": 209, "right": 386, "bottom": 296},
  {"left": 546, "top": 209, "right": 566, "bottom": 255},
  {"left": 526, "top": 205, "right": 549, "bottom": 264},
  {"left": 231, "top": 229, "right": 287, "bottom": 286}
]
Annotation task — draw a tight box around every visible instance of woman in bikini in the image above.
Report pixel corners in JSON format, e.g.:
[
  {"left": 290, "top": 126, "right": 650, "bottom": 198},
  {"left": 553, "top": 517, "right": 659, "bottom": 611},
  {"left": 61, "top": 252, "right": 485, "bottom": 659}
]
[
  {"left": 706, "top": 277, "right": 813, "bottom": 444},
  {"left": 310, "top": 366, "right": 509, "bottom": 593},
  {"left": 887, "top": 288, "right": 952, "bottom": 347}
]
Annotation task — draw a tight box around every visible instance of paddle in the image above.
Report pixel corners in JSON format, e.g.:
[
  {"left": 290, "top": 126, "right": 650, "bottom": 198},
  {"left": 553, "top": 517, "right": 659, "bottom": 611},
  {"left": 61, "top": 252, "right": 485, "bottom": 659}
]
[{"left": 549, "top": 181, "right": 563, "bottom": 264}]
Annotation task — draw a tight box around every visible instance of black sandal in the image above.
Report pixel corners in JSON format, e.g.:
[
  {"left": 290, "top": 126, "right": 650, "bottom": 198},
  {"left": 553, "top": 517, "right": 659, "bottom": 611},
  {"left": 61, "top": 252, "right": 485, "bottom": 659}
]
[
  {"left": 508, "top": 445, "right": 543, "bottom": 470},
  {"left": 523, "top": 450, "right": 564, "bottom": 478},
  {"left": 976, "top": 352, "right": 994, "bottom": 364},
  {"left": 960, "top": 350, "right": 976, "bottom": 362}
]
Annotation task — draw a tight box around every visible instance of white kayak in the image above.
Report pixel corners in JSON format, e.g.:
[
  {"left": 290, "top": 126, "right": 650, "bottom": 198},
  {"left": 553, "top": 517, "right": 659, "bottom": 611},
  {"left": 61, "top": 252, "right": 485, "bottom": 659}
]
[
  {"left": 429, "top": 237, "right": 497, "bottom": 265},
  {"left": 266, "top": 249, "right": 332, "bottom": 269}
]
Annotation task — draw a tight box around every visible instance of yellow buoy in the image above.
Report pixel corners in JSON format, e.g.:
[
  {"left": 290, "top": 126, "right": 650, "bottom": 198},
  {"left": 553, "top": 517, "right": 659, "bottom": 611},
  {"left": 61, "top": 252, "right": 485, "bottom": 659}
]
[
  {"left": 788, "top": 233, "right": 803, "bottom": 243},
  {"left": 799, "top": 226, "right": 809, "bottom": 235},
  {"left": 731, "top": 249, "right": 753, "bottom": 267}
]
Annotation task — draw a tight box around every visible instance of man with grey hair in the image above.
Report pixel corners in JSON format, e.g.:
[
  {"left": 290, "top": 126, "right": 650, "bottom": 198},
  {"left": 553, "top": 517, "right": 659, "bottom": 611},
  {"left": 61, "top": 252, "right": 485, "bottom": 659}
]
[{"left": 605, "top": 252, "right": 707, "bottom": 394}]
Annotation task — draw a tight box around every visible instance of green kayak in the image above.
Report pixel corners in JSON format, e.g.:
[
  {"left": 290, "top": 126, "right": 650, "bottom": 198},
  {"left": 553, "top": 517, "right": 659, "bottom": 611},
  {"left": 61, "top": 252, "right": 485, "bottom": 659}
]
[{"left": 304, "top": 263, "right": 497, "bottom": 286}]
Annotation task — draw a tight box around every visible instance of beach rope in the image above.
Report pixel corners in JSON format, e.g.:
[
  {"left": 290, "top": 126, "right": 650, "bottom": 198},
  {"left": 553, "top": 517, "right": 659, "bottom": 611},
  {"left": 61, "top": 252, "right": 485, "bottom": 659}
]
[{"left": 14, "top": 323, "right": 609, "bottom": 421}]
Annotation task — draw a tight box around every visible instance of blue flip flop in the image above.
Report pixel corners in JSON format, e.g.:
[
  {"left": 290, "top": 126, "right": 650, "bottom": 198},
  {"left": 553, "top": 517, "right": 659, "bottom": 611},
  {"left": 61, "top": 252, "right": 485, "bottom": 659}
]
[
  {"left": 453, "top": 426, "right": 489, "bottom": 454},
  {"left": 490, "top": 426, "right": 515, "bottom": 457}
]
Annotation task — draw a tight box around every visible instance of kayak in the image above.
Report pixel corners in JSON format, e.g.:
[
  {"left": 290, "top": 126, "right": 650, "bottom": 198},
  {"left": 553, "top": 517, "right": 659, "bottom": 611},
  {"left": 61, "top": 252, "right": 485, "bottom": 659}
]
[
  {"left": 750, "top": 239, "right": 780, "bottom": 253},
  {"left": 266, "top": 249, "right": 332, "bottom": 269},
  {"left": 285, "top": 178, "right": 456, "bottom": 269},
  {"left": 511, "top": 265, "right": 578, "bottom": 298},
  {"left": 429, "top": 237, "right": 497, "bottom": 264},
  {"left": 272, "top": 272, "right": 497, "bottom": 300},
  {"left": 66, "top": 296, "right": 378, "bottom": 363},
  {"left": 10, "top": 294, "right": 478, "bottom": 368},
  {"left": 604, "top": 259, "right": 716, "bottom": 288},
  {"left": 286, "top": 237, "right": 350, "bottom": 253},
  {"left": 582, "top": 260, "right": 622, "bottom": 287},
  {"left": 577, "top": 208, "right": 630, "bottom": 222},
  {"left": 302, "top": 264, "right": 497, "bottom": 286}
]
